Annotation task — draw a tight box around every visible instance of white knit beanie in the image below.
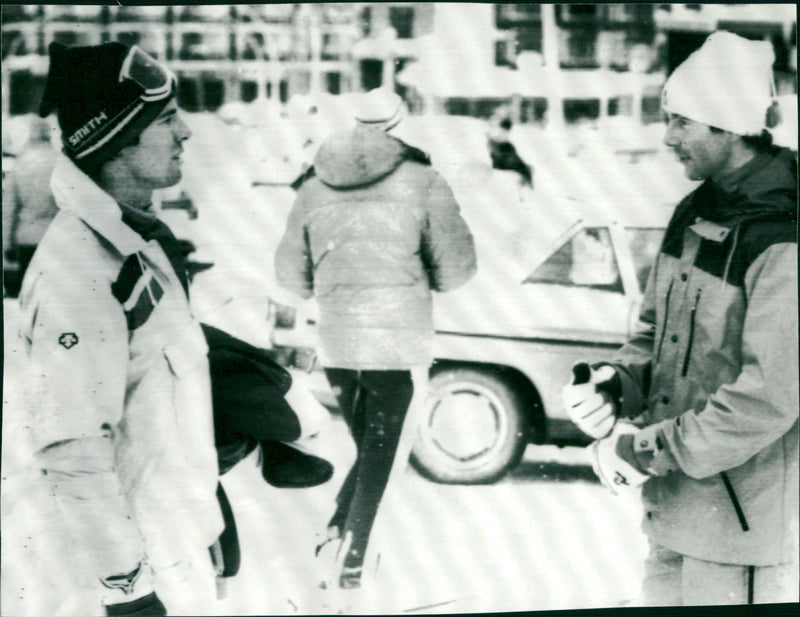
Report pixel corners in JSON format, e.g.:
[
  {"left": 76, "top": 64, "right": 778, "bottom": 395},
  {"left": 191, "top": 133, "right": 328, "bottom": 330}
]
[
  {"left": 661, "top": 31, "right": 777, "bottom": 136},
  {"left": 353, "top": 88, "right": 405, "bottom": 132}
]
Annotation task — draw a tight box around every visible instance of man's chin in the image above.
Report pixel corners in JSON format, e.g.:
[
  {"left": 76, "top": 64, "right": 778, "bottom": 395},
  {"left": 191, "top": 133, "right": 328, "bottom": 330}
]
[
  {"left": 682, "top": 165, "right": 702, "bottom": 181},
  {"left": 162, "top": 170, "right": 182, "bottom": 189}
]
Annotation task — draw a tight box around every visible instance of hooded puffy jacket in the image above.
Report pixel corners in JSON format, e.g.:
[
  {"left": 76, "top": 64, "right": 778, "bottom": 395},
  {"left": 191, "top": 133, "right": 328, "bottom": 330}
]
[
  {"left": 613, "top": 148, "right": 798, "bottom": 566},
  {"left": 275, "top": 126, "right": 477, "bottom": 370}
]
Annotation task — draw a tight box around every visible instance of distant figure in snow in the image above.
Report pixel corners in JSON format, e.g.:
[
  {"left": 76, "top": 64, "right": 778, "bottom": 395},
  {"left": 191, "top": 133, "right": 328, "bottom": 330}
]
[{"left": 487, "top": 107, "right": 533, "bottom": 188}]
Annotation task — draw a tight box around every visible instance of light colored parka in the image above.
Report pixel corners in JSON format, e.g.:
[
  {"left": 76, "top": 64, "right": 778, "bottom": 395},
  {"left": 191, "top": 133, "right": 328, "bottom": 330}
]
[
  {"left": 18, "top": 155, "right": 223, "bottom": 589},
  {"left": 612, "top": 148, "right": 798, "bottom": 566},
  {"left": 275, "top": 126, "right": 477, "bottom": 370}
]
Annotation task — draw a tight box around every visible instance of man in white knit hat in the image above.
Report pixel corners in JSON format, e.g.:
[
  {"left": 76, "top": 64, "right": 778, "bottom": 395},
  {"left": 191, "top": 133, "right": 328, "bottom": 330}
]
[{"left": 562, "top": 31, "right": 798, "bottom": 605}]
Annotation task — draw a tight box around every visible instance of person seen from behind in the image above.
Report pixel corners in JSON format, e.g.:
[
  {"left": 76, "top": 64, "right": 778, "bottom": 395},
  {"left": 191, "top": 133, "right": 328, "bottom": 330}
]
[{"left": 275, "top": 88, "right": 477, "bottom": 592}]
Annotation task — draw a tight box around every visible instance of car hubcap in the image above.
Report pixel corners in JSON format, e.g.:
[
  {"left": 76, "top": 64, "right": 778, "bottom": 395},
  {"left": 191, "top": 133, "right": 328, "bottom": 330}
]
[{"left": 421, "top": 381, "right": 507, "bottom": 466}]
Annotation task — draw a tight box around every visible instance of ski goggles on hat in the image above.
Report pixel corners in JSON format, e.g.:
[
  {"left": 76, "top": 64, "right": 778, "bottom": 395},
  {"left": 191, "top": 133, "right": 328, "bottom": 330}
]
[{"left": 119, "top": 45, "right": 175, "bottom": 102}]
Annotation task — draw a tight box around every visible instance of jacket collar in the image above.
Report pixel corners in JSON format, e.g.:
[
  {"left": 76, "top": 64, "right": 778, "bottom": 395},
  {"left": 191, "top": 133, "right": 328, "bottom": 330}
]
[{"left": 50, "top": 154, "right": 149, "bottom": 256}]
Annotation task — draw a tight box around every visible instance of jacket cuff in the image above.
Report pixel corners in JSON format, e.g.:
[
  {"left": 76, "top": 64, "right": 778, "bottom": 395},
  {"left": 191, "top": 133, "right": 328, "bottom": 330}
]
[
  {"left": 614, "top": 433, "right": 648, "bottom": 474},
  {"left": 599, "top": 363, "right": 647, "bottom": 419},
  {"left": 633, "top": 424, "right": 679, "bottom": 476}
]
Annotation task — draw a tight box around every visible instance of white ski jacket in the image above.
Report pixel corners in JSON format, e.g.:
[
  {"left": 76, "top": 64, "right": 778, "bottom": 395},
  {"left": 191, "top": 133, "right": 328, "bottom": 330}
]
[{"left": 18, "top": 155, "right": 223, "bottom": 594}]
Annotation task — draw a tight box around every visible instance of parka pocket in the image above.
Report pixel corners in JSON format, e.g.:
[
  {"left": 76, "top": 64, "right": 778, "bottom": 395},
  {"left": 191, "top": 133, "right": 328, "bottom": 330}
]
[{"left": 681, "top": 288, "right": 702, "bottom": 377}]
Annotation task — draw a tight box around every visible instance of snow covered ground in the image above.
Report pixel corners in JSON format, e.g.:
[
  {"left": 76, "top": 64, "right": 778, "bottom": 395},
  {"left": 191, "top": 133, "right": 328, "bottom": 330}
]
[{"left": 3, "top": 298, "right": 647, "bottom": 616}]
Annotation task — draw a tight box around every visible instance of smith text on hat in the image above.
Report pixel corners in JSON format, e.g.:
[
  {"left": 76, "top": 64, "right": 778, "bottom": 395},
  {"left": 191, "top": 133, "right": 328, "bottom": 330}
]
[{"left": 68, "top": 111, "right": 109, "bottom": 147}]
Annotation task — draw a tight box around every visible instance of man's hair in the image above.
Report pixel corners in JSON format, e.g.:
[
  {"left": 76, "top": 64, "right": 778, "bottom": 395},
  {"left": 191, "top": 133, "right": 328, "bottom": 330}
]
[{"left": 709, "top": 126, "right": 774, "bottom": 152}]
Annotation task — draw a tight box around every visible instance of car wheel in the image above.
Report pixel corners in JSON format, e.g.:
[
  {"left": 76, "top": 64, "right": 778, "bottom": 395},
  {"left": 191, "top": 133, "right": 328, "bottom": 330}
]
[{"left": 410, "top": 367, "right": 528, "bottom": 484}]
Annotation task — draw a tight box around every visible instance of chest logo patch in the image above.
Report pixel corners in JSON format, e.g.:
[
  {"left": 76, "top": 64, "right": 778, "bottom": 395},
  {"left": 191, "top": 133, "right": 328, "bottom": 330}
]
[{"left": 58, "top": 332, "right": 79, "bottom": 349}]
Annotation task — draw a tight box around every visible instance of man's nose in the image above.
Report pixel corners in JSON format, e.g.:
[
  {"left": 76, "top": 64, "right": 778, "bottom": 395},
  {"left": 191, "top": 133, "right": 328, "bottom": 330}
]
[
  {"left": 663, "top": 123, "right": 679, "bottom": 148},
  {"left": 174, "top": 115, "right": 192, "bottom": 142}
]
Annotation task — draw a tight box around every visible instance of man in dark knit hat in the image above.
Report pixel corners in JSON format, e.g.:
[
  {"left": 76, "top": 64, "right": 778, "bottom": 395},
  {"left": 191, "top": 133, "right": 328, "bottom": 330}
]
[{"left": 17, "top": 42, "right": 223, "bottom": 616}]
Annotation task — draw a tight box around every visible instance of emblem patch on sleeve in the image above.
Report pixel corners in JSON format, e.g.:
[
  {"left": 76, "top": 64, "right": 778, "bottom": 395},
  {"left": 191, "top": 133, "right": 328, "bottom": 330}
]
[{"left": 58, "top": 333, "right": 79, "bottom": 349}]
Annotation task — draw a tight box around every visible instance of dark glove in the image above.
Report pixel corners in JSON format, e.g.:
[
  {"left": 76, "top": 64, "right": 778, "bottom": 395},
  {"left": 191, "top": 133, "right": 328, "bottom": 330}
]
[
  {"left": 4, "top": 247, "right": 18, "bottom": 262},
  {"left": 105, "top": 591, "right": 166, "bottom": 616}
]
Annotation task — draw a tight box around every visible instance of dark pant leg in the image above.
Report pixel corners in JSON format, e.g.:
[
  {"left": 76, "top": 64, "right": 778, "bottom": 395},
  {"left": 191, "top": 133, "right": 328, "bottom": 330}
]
[
  {"left": 323, "top": 368, "right": 364, "bottom": 530},
  {"left": 338, "top": 370, "right": 414, "bottom": 571}
]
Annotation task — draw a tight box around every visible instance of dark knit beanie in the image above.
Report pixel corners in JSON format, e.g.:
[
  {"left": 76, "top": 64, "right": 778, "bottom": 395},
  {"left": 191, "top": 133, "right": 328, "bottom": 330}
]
[{"left": 39, "top": 42, "right": 176, "bottom": 175}]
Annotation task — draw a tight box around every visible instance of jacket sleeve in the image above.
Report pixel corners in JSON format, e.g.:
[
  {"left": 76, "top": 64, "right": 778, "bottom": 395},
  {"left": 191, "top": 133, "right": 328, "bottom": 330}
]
[
  {"left": 24, "top": 278, "right": 151, "bottom": 590},
  {"left": 421, "top": 171, "right": 477, "bottom": 292},
  {"left": 274, "top": 193, "right": 314, "bottom": 299},
  {"left": 608, "top": 257, "right": 658, "bottom": 418},
  {"left": 647, "top": 243, "right": 799, "bottom": 479}
]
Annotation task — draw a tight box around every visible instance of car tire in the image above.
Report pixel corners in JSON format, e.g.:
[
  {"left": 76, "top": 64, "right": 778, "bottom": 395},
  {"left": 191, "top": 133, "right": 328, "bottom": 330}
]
[{"left": 410, "top": 366, "right": 528, "bottom": 484}]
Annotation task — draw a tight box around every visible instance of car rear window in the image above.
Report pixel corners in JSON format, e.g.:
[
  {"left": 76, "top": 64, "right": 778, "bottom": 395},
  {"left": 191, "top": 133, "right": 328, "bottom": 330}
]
[{"left": 523, "top": 226, "right": 623, "bottom": 293}]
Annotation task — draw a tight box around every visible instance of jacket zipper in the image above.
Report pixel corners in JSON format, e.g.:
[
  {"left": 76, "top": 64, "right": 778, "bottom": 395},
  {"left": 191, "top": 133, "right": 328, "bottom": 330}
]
[
  {"left": 721, "top": 471, "right": 749, "bottom": 532},
  {"left": 655, "top": 279, "right": 674, "bottom": 362},
  {"left": 681, "top": 288, "right": 702, "bottom": 377}
]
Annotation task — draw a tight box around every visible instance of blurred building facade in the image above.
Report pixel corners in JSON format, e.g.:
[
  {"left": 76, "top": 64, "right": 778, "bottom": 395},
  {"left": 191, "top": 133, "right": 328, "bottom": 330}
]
[{"left": 2, "top": 4, "right": 796, "bottom": 124}]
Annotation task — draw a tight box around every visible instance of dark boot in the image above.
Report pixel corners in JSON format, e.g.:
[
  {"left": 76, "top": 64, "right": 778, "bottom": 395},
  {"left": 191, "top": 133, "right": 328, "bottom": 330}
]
[{"left": 260, "top": 440, "right": 334, "bottom": 488}]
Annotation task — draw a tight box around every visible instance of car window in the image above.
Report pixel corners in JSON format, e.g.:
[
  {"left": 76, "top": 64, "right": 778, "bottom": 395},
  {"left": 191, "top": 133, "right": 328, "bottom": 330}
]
[
  {"left": 625, "top": 227, "right": 664, "bottom": 292},
  {"left": 523, "top": 226, "right": 623, "bottom": 293}
]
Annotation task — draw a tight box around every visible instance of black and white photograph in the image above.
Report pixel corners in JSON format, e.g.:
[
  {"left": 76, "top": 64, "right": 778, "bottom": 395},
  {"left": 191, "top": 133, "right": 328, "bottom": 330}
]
[{"left": 1, "top": 4, "right": 798, "bottom": 616}]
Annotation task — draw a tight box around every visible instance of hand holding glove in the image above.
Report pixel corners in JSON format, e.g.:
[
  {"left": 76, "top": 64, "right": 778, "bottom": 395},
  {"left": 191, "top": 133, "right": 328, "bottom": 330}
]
[
  {"left": 562, "top": 362, "right": 619, "bottom": 439},
  {"left": 590, "top": 421, "right": 649, "bottom": 496}
]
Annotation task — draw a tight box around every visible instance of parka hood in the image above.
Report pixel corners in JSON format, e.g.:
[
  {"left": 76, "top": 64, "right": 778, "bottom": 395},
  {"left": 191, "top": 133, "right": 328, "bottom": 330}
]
[
  {"left": 313, "top": 126, "right": 410, "bottom": 189},
  {"left": 706, "top": 147, "right": 798, "bottom": 224}
]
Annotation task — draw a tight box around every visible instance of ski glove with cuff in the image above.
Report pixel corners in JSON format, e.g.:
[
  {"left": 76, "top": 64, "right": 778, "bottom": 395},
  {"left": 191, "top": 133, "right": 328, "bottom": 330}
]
[
  {"left": 562, "top": 362, "right": 620, "bottom": 439},
  {"left": 590, "top": 422, "right": 678, "bottom": 496},
  {"left": 590, "top": 421, "right": 649, "bottom": 496}
]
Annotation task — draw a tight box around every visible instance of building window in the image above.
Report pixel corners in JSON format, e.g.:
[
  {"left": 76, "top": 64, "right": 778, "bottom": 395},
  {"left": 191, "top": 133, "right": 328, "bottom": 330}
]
[
  {"left": 494, "top": 39, "right": 516, "bottom": 67},
  {"left": 9, "top": 71, "right": 47, "bottom": 115},
  {"left": 322, "top": 32, "right": 346, "bottom": 61},
  {"left": 242, "top": 32, "right": 267, "bottom": 60},
  {"left": 563, "top": 99, "right": 601, "bottom": 123},
  {"left": 495, "top": 4, "right": 541, "bottom": 29},
  {"left": 558, "top": 4, "right": 600, "bottom": 25},
  {"left": 114, "top": 31, "right": 142, "bottom": 49},
  {"left": 561, "top": 29, "right": 599, "bottom": 68},
  {"left": 360, "top": 6, "right": 372, "bottom": 37},
  {"left": 389, "top": 6, "right": 414, "bottom": 39},
  {"left": 520, "top": 98, "right": 548, "bottom": 123},
  {"left": 516, "top": 26, "right": 543, "bottom": 54},
  {"left": 326, "top": 71, "right": 341, "bottom": 95},
  {"left": 52, "top": 30, "right": 93, "bottom": 48},
  {"left": 241, "top": 80, "right": 258, "bottom": 103},
  {"left": 179, "top": 31, "right": 227, "bottom": 60},
  {"left": 360, "top": 59, "right": 383, "bottom": 90},
  {"left": 2, "top": 30, "right": 29, "bottom": 58}
]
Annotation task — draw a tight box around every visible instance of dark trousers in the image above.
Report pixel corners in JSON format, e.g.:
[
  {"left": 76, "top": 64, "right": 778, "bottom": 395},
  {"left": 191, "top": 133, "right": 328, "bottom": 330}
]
[{"left": 324, "top": 368, "right": 414, "bottom": 570}]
